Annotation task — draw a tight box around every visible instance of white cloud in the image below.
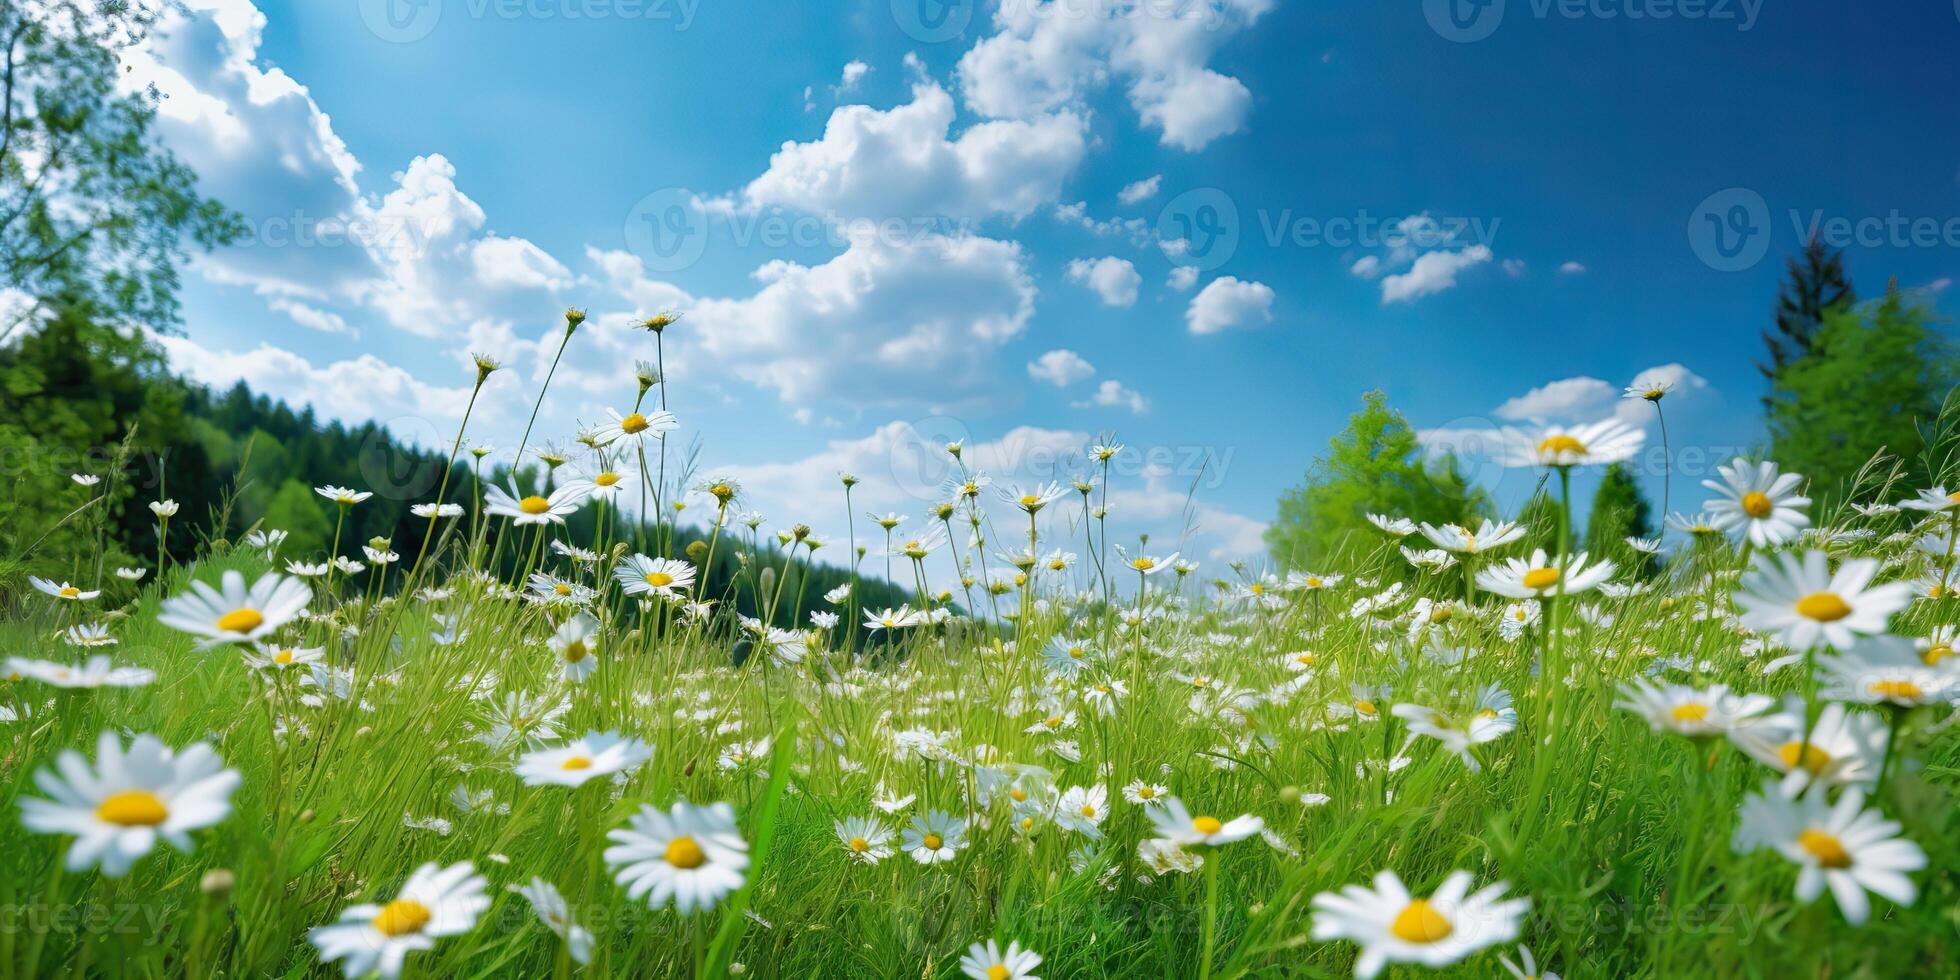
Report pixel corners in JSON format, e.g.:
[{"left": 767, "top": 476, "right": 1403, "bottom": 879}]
[
  {"left": 1028, "top": 349, "right": 1096, "bottom": 386},
  {"left": 1167, "top": 266, "right": 1199, "bottom": 291},
  {"left": 1118, "top": 175, "right": 1162, "bottom": 205},
  {"left": 1559, "top": 260, "right": 1587, "bottom": 275},
  {"left": 739, "top": 82, "right": 1087, "bottom": 223},
  {"left": 471, "top": 235, "right": 573, "bottom": 291},
  {"left": 1066, "top": 256, "right": 1142, "bottom": 307},
  {"left": 839, "top": 60, "right": 870, "bottom": 90},
  {"left": 1501, "top": 258, "right": 1528, "bottom": 278},
  {"left": 1185, "top": 276, "right": 1274, "bottom": 335},
  {"left": 1495, "top": 377, "right": 1618, "bottom": 422},
  {"left": 1348, "top": 255, "right": 1382, "bottom": 279},
  {"left": 267, "top": 297, "right": 354, "bottom": 336},
  {"left": 956, "top": 0, "right": 1274, "bottom": 151},
  {"left": 1379, "top": 245, "right": 1492, "bottom": 304},
  {"left": 1073, "top": 379, "right": 1150, "bottom": 414}
]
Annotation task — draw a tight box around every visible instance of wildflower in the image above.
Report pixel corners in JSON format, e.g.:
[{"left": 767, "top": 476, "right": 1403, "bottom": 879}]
[
  {"left": 517, "top": 731, "right": 653, "bottom": 787},
  {"left": 959, "top": 939, "right": 1043, "bottom": 980},
  {"left": 999, "top": 482, "right": 1066, "bottom": 515},
  {"left": 245, "top": 528, "right": 288, "bottom": 551},
  {"left": 864, "top": 605, "right": 924, "bottom": 632},
  {"left": 1391, "top": 686, "right": 1516, "bottom": 772},
  {"left": 314, "top": 486, "right": 372, "bottom": 506},
  {"left": 1499, "top": 945, "right": 1560, "bottom": 980},
  {"left": 6, "top": 656, "right": 153, "bottom": 689},
  {"left": 548, "top": 613, "right": 603, "bottom": 682},
  {"left": 1502, "top": 419, "right": 1643, "bottom": 468},
  {"left": 484, "top": 481, "right": 591, "bottom": 526},
  {"left": 19, "top": 731, "right": 240, "bottom": 877},
  {"left": 1416, "top": 519, "right": 1525, "bottom": 555},
  {"left": 1703, "top": 458, "right": 1810, "bottom": 547},
  {"left": 591, "top": 406, "right": 679, "bottom": 449},
  {"left": 244, "top": 644, "right": 325, "bottom": 672},
  {"left": 1476, "top": 549, "right": 1615, "bottom": 599},
  {"left": 834, "top": 816, "right": 895, "bottom": 864},
  {"left": 410, "top": 502, "right": 464, "bottom": 519},
  {"left": 115, "top": 567, "right": 148, "bottom": 582},
  {"left": 510, "top": 878, "right": 594, "bottom": 965},
  {"left": 158, "top": 570, "right": 312, "bottom": 648},
  {"left": 1729, "top": 698, "right": 1887, "bottom": 791},
  {"left": 29, "top": 576, "right": 100, "bottom": 602},
  {"left": 1054, "top": 784, "right": 1109, "bottom": 839},
  {"left": 309, "top": 861, "right": 489, "bottom": 979},
  {"left": 61, "top": 623, "right": 117, "bottom": 648},
  {"left": 149, "top": 499, "right": 179, "bottom": 518},
  {"left": 605, "top": 800, "right": 750, "bottom": 913},
  {"left": 1625, "top": 378, "right": 1672, "bottom": 402},
  {"left": 1366, "top": 514, "right": 1415, "bottom": 536},
  {"left": 1615, "top": 680, "right": 1774, "bottom": 738},
  {"left": 1733, "top": 781, "right": 1925, "bottom": 925},
  {"left": 1309, "top": 869, "right": 1529, "bottom": 979},
  {"left": 616, "top": 554, "right": 697, "bottom": 597},
  {"left": 1145, "top": 797, "right": 1262, "bottom": 846},
  {"left": 1734, "top": 551, "right": 1911, "bottom": 651},
  {"left": 1123, "top": 781, "right": 1169, "bottom": 806},
  {"left": 902, "top": 810, "right": 967, "bottom": 864},
  {"left": 1819, "top": 635, "right": 1954, "bottom": 707}
]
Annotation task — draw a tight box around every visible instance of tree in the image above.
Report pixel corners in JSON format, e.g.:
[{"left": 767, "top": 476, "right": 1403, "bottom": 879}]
[
  {"left": 1768, "top": 281, "right": 1953, "bottom": 507},
  {"left": 1266, "top": 390, "right": 1487, "bottom": 568},
  {"left": 1758, "top": 236, "right": 1854, "bottom": 400},
  {"left": 1585, "top": 461, "right": 1653, "bottom": 559},
  {"left": 0, "top": 0, "right": 240, "bottom": 341}
]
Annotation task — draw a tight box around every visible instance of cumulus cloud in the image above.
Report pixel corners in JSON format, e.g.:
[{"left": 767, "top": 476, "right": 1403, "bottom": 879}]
[
  {"left": 956, "top": 0, "right": 1274, "bottom": 151},
  {"left": 1185, "top": 276, "right": 1274, "bottom": 334},
  {"left": 1118, "top": 175, "right": 1162, "bottom": 205},
  {"left": 1167, "top": 266, "right": 1199, "bottom": 291},
  {"left": 1558, "top": 260, "right": 1587, "bottom": 275},
  {"left": 1066, "top": 256, "right": 1142, "bottom": 307},
  {"left": 1379, "top": 245, "right": 1492, "bottom": 304},
  {"left": 1028, "top": 349, "right": 1096, "bottom": 386},
  {"left": 1073, "top": 379, "right": 1150, "bottom": 414}
]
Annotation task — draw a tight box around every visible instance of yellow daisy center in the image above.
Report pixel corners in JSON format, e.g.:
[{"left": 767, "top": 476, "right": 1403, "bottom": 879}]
[
  {"left": 1079, "top": 804, "right": 1097, "bottom": 818},
  {"left": 1131, "top": 558, "right": 1155, "bottom": 571},
  {"left": 1136, "top": 786, "right": 1155, "bottom": 799},
  {"left": 1777, "top": 741, "right": 1833, "bottom": 776},
  {"left": 274, "top": 650, "right": 295, "bottom": 665},
  {"left": 1019, "top": 495, "right": 1040, "bottom": 507},
  {"left": 596, "top": 472, "right": 621, "bottom": 487},
  {"left": 58, "top": 586, "right": 81, "bottom": 598},
  {"left": 562, "top": 641, "right": 588, "bottom": 663},
  {"left": 664, "top": 836, "right": 706, "bottom": 869},
  {"left": 1924, "top": 644, "right": 1953, "bottom": 666},
  {"left": 1741, "top": 491, "right": 1774, "bottom": 518},
  {"left": 216, "top": 608, "right": 264, "bottom": 634},
  {"left": 1536, "top": 434, "right": 1587, "bottom": 459},
  {"left": 987, "top": 965, "right": 1011, "bottom": 980},
  {"left": 1354, "top": 699, "right": 1378, "bottom": 716},
  {"left": 645, "top": 571, "right": 674, "bottom": 588},
  {"left": 372, "top": 899, "right": 432, "bottom": 937},
  {"left": 1390, "top": 899, "right": 1454, "bottom": 943},
  {"left": 1191, "top": 816, "right": 1223, "bottom": 836},
  {"left": 1305, "top": 576, "right": 1322, "bottom": 588},
  {"left": 1794, "top": 592, "right": 1851, "bottom": 622},
  {"left": 1670, "top": 703, "right": 1710, "bottom": 724},
  {"left": 554, "top": 583, "right": 572, "bottom": 596},
  {"left": 519, "top": 495, "right": 552, "bottom": 515},
  {"left": 95, "top": 790, "right": 169, "bottom": 826},
  {"left": 1068, "top": 646, "right": 1085, "bottom": 659},
  {"left": 1429, "top": 606, "right": 1452, "bottom": 623},
  {"left": 619, "top": 413, "right": 650, "bottom": 434},
  {"left": 1009, "top": 789, "right": 1027, "bottom": 802},
  {"left": 922, "top": 834, "right": 943, "bottom": 850},
  {"left": 560, "top": 756, "right": 592, "bottom": 771},
  {"left": 1521, "top": 567, "right": 1560, "bottom": 590},
  {"left": 1868, "top": 679, "right": 1921, "bottom": 701},
  {"left": 1295, "top": 653, "right": 1315, "bottom": 665},
  {"left": 1797, "top": 829, "right": 1853, "bottom": 869},
  {"left": 849, "top": 837, "right": 869, "bottom": 852}
]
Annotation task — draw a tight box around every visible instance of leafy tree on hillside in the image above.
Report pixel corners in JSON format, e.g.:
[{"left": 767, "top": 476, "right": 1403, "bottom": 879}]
[
  {"left": 1266, "top": 390, "right": 1487, "bottom": 568},
  {"left": 1768, "top": 281, "right": 1953, "bottom": 507}
]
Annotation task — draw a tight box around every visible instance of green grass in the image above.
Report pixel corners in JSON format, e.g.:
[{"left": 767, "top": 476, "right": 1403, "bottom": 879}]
[{"left": 2, "top": 528, "right": 1957, "bottom": 979}]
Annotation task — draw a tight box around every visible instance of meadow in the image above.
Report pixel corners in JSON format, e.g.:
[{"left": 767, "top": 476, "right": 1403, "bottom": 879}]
[{"left": 2, "top": 331, "right": 1957, "bottom": 980}]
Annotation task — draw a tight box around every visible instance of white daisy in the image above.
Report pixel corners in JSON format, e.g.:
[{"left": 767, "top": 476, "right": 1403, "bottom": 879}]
[
  {"left": 308, "top": 861, "right": 490, "bottom": 980},
  {"left": 516, "top": 731, "right": 653, "bottom": 788},
  {"left": 1734, "top": 551, "right": 1911, "bottom": 651},
  {"left": 6, "top": 655, "right": 153, "bottom": 689},
  {"left": 834, "top": 815, "right": 895, "bottom": 864},
  {"left": 157, "top": 570, "right": 312, "bottom": 648},
  {"left": 19, "top": 731, "right": 240, "bottom": 877},
  {"left": 604, "top": 800, "right": 750, "bottom": 913},
  {"left": 1309, "top": 869, "right": 1529, "bottom": 979},
  {"left": 510, "top": 877, "right": 594, "bottom": 965},
  {"left": 1475, "top": 549, "right": 1615, "bottom": 599},
  {"left": 1501, "top": 419, "right": 1644, "bottom": 468},
  {"left": 1145, "top": 797, "right": 1263, "bottom": 847},
  {"left": 1702, "top": 458, "right": 1811, "bottom": 547},
  {"left": 1733, "top": 781, "right": 1925, "bottom": 925},
  {"left": 959, "top": 939, "right": 1043, "bottom": 980},
  {"left": 615, "top": 554, "right": 697, "bottom": 597}
]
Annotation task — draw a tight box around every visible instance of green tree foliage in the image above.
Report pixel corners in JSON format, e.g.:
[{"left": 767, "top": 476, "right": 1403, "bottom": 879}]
[
  {"left": 0, "top": 1, "right": 241, "bottom": 337},
  {"left": 1266, "top": 390, "right": 1486, "bottom": 568},
  {"left": 1585, "top": 461, "right": 1653, "bottom": 561},
  {"left": 1758, "top": 235, "right": 1854, "bottom": 396},
  {"left": 1767, "top": 282, "right": 1954, "bottom": 507}
]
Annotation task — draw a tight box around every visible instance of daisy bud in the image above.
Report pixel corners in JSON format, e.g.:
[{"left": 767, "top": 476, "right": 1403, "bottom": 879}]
[
  {"left": 611, "top": 542, "right": 631, "bottom": 561},
  {"left": 686, "top": 541, "right": 708, "bottom": 562},
  {"left": 471, "top": 353, "right": 501, "bottom": 383},
  {"left": 564, "top": 307, "right": 587, "bottom": 333},
  {"left": 642, "top": 311, "right": 678, "bottom": 332},
  {"left": 200, "top": 868, "right": 235, "bottom": 898}
]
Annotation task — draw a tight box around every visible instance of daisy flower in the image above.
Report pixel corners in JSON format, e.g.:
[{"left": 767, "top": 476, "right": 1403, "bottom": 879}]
[
  {"left": 1123, "top": 781, "right": 1170, "bottom": 806},
  {"left": 409, "top": 502, "right": 464, "bottom": 519},
  {"left": 244, "top": 643, "right": 326, "bottom": 672},
  {"left": 314, "top": 486, "right": 372, "bottom": 506},
  {"left": 309, "top": 861, "right": 489, "bottom": 980},
  {"left": 604, "top": 800, "right": 750, "bottom": 913},
  {"left": 834, "top": 815, "right": 895, "bottom": 864},
  {"left": 1818, "top": 635, "right": 1953, "bottom": 708},
  {"left": 61, "top": 623, "right": 117, "bottom": 647},
  {"left": 1501, "top": 419, "right": 1644, "bottom": 468},
  {"left": 19, "top": 731, "right": 240, "bottom": 877},
  {"left": 1390, "top": 686, "right": 1516, "bottom": 772},
  {"left": 959, "top": 939, "right": 1043, "bottom": 980},
  {"left": 30, "top": 576, "right": 100, "bottom": 601},
  {"left": 1366, "top": 514, "right": 1416, "bottom": 536},
  {"left": 1702, "top": 458, "right": 1810, "bottom": 547},
  {"left": 1054, "top": 784, "right": 1109, "bottom": 839},
  {"left": 548, "top": 613, "right": 603, "bottom": 682},
  {"left": 148, "top": 499, "right": 179, "bottom": 518},
  {"left": 115, "top": 567, "right": 148, "bottom": 582},
  {"left": 1416, "top": 519, "right": 1525, "bottom": 555},
  {"left": 616, "top": 554, "right": 698, "bottom": 597},
  {"left": 1145, "top": 797, "right": 1263, "bottom": 847},
  {"left": 1309, "top": 869, "right": 1528, "bottom": 979},
  {"left": 517, "top": 731, "right": 653, "bottom": 788},
  {"left": 1897, "top": 486, "right": 1960, "bottom": 513},
  {"left": 1615, "top": 680, "right": 1774, "bottom": 738},
  {"left": 157, "top": 570, "right": 312, "bottom": 648},
  {"left": 510, "top": 877, "right": 594, "bottom": 965},
  {"left": 998, "top": 482, "right": 1066, "bottom": 515},
  {"left": 901, "top": 810, "right": 967, "bottom": 864},
  {"left": 1475, "top": 549, "right": 1615, "bottom": 599},
  {"left": 864, "top": 605, "right": 924, "bottom": 632},
  {"left": 590, "top": 406, "right": 679, "bottom": 448},
  {"left": 1733, "top": 781, "right": 1925, "bottom": 925},
  {"left": 1729, "top": 698, "right": 1887, "bottom": 790},
  {"left": 1499, "top": 944, "right": 1560, "bottom": 980},
  {"left": 484, "top": 481, "right": 591, "bottom": 526},
  {"left": 6, "top": 655, "right": 154, "bottom": 689},
  {"left": 1734, "top": 551, "right": 1912, "bottom": 651}
]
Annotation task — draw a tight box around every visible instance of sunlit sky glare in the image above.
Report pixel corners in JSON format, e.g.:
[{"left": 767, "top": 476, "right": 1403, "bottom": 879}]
[{"left": 132, "top": 0, "right": 1958, "bottom": 565}]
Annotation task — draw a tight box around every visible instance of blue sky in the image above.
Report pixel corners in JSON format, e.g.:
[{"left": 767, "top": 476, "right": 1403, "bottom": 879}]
[{"left": 128, "top": 0, "right": 1958, "bottom": 564}]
